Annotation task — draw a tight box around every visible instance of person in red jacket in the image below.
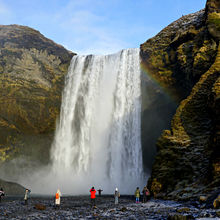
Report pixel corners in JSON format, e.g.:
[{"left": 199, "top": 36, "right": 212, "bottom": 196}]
[{"left": 90, "top": 186, "right": 96, "bottom": 207}]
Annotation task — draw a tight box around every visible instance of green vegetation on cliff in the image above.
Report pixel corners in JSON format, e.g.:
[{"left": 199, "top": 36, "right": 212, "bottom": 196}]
[
  {"left": 0, "top": 25, "right": 74, "bottom": 167},
  {"left": 141, "top": 0, "right": 220, "bottom": 201},
  {"left": 148, "top": 44, "right": 220, "bottom": 200},
  {"left": 141, "top": 9, "right": 217, "bottom": 100}
]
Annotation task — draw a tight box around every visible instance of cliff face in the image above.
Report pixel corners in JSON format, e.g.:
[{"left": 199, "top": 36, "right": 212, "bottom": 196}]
[
  {"left": 141, "top": 0, "right": 220, "bottom": 200},
  {"left": 0, "top": 178, "right": 25, "bottom": 195},
  {"left": 0, "top": 25, "right": 74, "bottom": 169}
]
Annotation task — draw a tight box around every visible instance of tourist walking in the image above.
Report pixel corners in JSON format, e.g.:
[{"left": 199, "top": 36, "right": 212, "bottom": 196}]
[
  {"left": 90, "top": 187, "right": 96, "bottom": 207},
  {"left": 135, "top": 187, "right": 140, "bottom": 203},
  {"left": 114, "top": 188, "right": 120, "bottom": 205},
  {"left": 0, "top": 188, "right": 5, "bottom": 203},
  {"left": 55, "top": 189, "right": 62, "bottom": 209},
  {"left": 24, "top": 188, "right": 31, "bottom": 205}
]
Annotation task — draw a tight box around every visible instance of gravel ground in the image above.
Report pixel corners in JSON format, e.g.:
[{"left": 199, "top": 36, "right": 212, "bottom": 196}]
[{"left": 0, "top": 195, "right": 219, "bottom": 219}]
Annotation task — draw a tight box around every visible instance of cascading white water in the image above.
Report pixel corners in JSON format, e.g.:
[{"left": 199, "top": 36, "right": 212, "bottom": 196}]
[{"left": 50, "top": 48, "right": 145, "bottom": 194}]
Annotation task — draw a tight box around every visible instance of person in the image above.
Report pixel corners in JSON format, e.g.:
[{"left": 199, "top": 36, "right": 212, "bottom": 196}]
[
  {"left": 135, "top": 187, "right": 140, "bottom": 203},
  {"left": 0, "top": 188, "right": 5, "bottom": 203},
  {"left": 146, "top": 187, "right": 150, "bottom": 201},
  {"left": 24, "top": 188, "right": 31, "bottom": 205},
  {"left": 98, "top": 188, "right": 103, "bottom": 197},
  {"left": 114, "top": 188, "right": 120, "bottom": 205},
  {"left": 142, "top": 186, "right": 147, "bottom": 203},
  {"left": 90, "top": 187, "right": 96, "bottom": 207},
  {"left": 55, "top": 189, "right": 62, "bottom": 209}
]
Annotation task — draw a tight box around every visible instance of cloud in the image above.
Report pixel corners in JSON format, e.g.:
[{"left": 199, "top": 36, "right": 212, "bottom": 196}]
[
  {"left": 0, "top": 0, "right": 163, "bottom": 55},
  {"left": 51, "top": 2, "right": 129, "bottom": 55}
]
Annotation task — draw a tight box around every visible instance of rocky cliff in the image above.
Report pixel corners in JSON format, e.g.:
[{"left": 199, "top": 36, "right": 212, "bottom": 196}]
[
  {"left": 141, "top": 0, "right": 220, "bottom": 200},
  {"left": 0, "top": 178, "right": 25, "bottom": 195},
  {"left": 0, "top": 25, "right": 74, "bottom": 176}
]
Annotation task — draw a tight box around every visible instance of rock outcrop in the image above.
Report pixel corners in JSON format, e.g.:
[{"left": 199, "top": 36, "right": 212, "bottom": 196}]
[
  {"left": 141, "top": 0, "right": 220, "bottom": 200},
  {"left": 0, "top": 25, "right": 74, "bottom": 172},
  {"left": 0, "top": 178, "right": 25, "bottom": 195}
]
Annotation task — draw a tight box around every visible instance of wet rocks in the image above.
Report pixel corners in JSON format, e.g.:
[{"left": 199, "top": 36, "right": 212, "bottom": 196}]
[
  {"left": 199, "top": 196, "right": 208, "bottom": 202},
  {"left": 213, "top": 195, "right": 220, "bottom": 209},
  {"left": 34, "top": 203, "right": 46, "bottom": 210},
  {"left": 0, "top": 196, "right": 220, "bottom": 219},
  {"left": 168, "top": 213, "right": 193, "bottom": 220},
  {"left": 121, "top": 207, "right": 127, "bottom": 212},
  {"left": 0, "top": 179, "right": 25, "bottom": 195},
  {"left": 176, "top": 207, "right": 190, "bottom": 213}
]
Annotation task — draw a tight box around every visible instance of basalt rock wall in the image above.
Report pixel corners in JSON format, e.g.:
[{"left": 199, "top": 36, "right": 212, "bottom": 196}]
[{"left": 141, "top": 0, "right": 220, "bottom": 200}]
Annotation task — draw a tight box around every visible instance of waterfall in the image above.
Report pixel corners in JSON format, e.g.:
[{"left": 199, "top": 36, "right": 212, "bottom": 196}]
[{"left": 50, "top": 48, "right": 145, "bottom": 194}]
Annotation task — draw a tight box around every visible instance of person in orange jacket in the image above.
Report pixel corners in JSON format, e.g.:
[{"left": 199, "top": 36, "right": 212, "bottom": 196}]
[
  {"left": 55, "top": 189, "right": 62, "bottom": 209},
  {"left": 90, "top": 186, "right": 96, "bottom": 207}
]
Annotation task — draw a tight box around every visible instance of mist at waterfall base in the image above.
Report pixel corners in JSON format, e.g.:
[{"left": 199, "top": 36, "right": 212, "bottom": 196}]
[{"left": 22, "top": 48, "right": 146, "bottom": 195}]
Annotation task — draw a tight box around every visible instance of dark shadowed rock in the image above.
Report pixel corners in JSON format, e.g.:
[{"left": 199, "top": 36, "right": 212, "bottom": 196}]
[
  {"left": 0, "top": 178, "right": 25, "bottom": 195},
  {"left": 141, "top": 0, "right": 220, "bottom": 201}
]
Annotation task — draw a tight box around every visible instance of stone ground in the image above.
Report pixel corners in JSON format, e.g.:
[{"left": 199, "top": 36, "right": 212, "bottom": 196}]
[{"left": 0, "top": 195, "right": 219, "bottom": 219}]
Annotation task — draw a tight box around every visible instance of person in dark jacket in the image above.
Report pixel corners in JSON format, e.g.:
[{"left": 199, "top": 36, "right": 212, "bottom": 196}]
[
  {"left": 142, "top": 186, "right": 147, "bottom": 203},
  {"left": 0, "top": 188, "right": 5, "bottom": 203},
  {"left": 146, "top": 187, "right": 150, "bottom": 201},
  {"left": 142, "top": 186, "right": 150, "bottom": 203},
  {"left": 98, "top": 188, "right": 103, "bottom": 197},
  {"left": 90, "top": 187, "right": 96, "bottom": 207}
]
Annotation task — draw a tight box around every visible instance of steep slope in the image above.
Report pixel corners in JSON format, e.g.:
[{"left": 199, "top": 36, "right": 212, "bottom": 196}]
[
  {"left": 0, "top": 25, "right": 74, "bottom": 172},
  {"left": 141, "top": 0, "right": 219, "bottom": 200},
  {"left": 0, "top": 178, "right": 25, "bottom": 195}
]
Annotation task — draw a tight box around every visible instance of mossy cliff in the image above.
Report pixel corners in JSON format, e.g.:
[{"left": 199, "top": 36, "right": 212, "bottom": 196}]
[
  {"left": 141, "top": 0, "right": 220, "bottom": 200},
  {"left": 0, "top": 25, "right": 74, "bottom": 170}
]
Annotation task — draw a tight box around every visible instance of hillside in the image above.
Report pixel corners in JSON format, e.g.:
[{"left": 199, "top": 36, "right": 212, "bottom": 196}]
[{"left": 0, "top": 25, "right": 74, "bottom": 178}]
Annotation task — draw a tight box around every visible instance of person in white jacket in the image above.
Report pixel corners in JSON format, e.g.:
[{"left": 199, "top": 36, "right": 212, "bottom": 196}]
[
  {"left": 0, "top": 188, "right": 5, "bottom": 203},
  {"left": 55, "top": 189, "right": 62, "bottom": 208},
  {"left": 114, "top": 188, "right": 120, "bottom": 205},
  {"left": 24, "top": 188, "right": 31, "bottom": 205}
]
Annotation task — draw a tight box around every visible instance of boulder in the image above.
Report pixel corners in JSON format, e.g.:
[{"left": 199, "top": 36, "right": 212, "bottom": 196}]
[
  {"left": 34, "top": 204, "right": 46, "bottom": 210},
  {"left": 199, "top": 196, "right": 208, "bottom": 202},
  {"left": 213, "top": 195, "right": 220, "bottom": 209}
]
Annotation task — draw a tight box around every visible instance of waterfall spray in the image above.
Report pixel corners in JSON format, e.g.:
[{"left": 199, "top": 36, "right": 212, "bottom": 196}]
[{"left": 49, "top": 48, "right": 145, "bottom": 194}]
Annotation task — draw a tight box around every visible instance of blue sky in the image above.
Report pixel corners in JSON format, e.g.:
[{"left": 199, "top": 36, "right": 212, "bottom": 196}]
[{"left": 0, "top": 0, "right": 206, "bottom": 55}]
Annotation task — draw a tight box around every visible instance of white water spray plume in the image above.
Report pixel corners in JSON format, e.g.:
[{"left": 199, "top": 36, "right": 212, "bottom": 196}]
[{"left": 25, "top": 48, "right": 146, "bottom": 195}]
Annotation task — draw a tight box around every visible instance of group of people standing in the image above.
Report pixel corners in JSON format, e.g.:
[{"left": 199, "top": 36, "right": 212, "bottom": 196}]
[
  {"left": 135, "top": 186, "right": 150, "bottom": 203},
  {"left": 0, "top": 185, "right": 150, "bottom": 208},
  {"left": 88, "top": 187, "right": 121, "bottom": 207},
  {"left": 89, "top": 186, "right": 150, "bottom": 208}
]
